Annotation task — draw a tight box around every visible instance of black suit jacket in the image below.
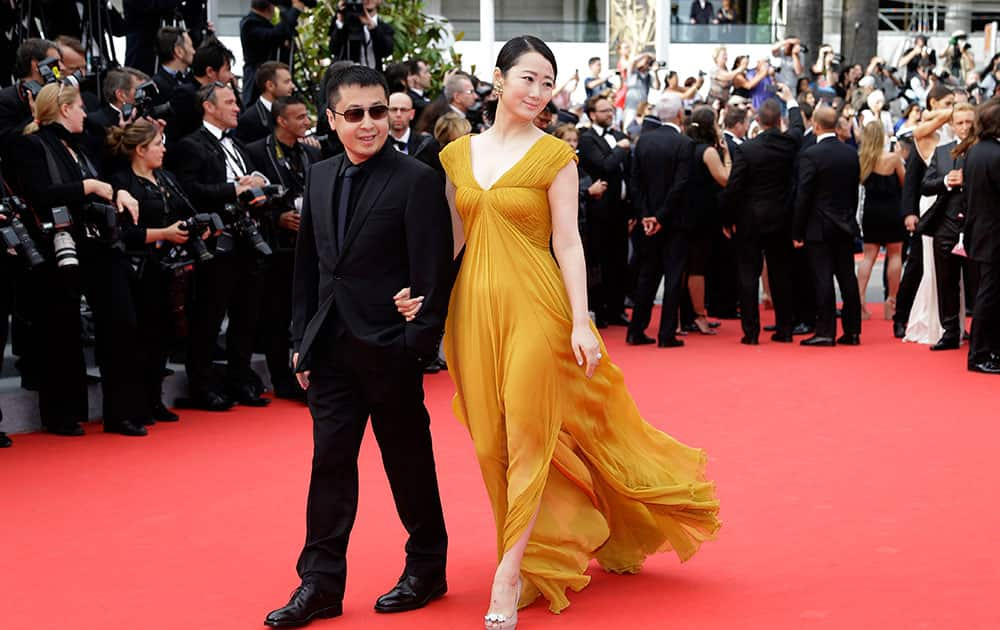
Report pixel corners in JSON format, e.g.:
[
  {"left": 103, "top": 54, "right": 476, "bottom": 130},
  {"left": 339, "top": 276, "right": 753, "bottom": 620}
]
[
  {"left": 690, "top": 0, "right": 715, "bottom": 23},
  {"left": 291, "top": 143, "right": 453, "bottom": 370},
  {"left": 963, "top": 137, "right": 1000, "bottom": 263},
  {"left": 167, "top": 126, "right": 257, "bottom": 217},
  {"left": 917, "top": 140, "right": 964, "bottom": 239},
  {"left": 722, "top": 106, "right": 805, "bottom": 235},
  {"left": 0, "top": 84, "right": 32, "bottom": 179},
  {"left": 240, "top": 9, "right": 301, "bottom": 67},
  {"left": 407, "top": 88, "right": 431, "bottom": 125},
  {"left": 329, "top": 20, "right": 394, "bottom": 72},
  {"left": 793, "top": 136, "right": 861, "bottom": 242},
  {"left": 578, "top": 126, "right": 631, "bottom": 221},
  {"left": 630, "top": 124, "right": 695, "bottom": 230},
  {"left": 235, "top": 99, "right": 273, "bottom": 144},
  {"left": 245, "top": 134, "right": 321, "bottom": 248}
]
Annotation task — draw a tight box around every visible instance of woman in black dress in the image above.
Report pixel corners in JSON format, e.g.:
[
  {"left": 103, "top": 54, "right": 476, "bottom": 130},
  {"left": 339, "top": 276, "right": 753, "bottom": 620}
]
[
  {"left": 683, "top": 106, "right": 731, "bottom": 335},
  {"left": 856, "top": 120, "right": 906, "bottom": 320},
  {"left": 108, "top": 119, "right": 196, "bottom": 425}
]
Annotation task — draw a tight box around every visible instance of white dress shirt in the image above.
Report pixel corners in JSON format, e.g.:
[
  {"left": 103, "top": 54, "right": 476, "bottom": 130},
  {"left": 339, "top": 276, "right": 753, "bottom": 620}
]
[{"left": 204, "top": 121, "right": 248, "bottom": 182}]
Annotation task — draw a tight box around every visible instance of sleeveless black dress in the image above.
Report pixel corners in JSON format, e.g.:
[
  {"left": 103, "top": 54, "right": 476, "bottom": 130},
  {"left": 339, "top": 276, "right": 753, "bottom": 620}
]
[{"left": 862, "top": 172, "right": 904, "bottom": 244}]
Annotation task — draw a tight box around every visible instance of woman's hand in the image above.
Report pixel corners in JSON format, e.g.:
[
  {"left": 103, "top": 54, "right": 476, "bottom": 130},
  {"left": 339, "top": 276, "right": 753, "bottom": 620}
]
[
  {"left": 162, "top": 221, "right": 190, "bottom": 244},
  {"left": 116, "top": 190, "right": 140, "bottom": 223},
  {"left": 588, "top": 179, "right": 608, "bottom": 198},
  {"left": 84, "top": 179, "right": 114, "bottom": 201},
  {"left": 393, "top": 287, "right": 423, "bottom": 322},
  {"left": 571, "top": 322, "right": 601, "bottom": 379}
]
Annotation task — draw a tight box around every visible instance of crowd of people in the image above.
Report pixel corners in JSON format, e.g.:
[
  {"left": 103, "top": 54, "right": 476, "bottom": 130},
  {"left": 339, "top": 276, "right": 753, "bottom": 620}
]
[{"left": 1, "top": 14, "right": 999, "bottom": 450}]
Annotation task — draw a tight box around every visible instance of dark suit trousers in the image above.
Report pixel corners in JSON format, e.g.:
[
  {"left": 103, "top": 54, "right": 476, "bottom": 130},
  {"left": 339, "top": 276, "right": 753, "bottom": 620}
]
[
  {"left": 791, "top": 247, "right": 817, "bottom": 325},
  {"left": 297, "top": 334, "right": 448, "bottom": 594},
  {"left": 706, "top": 229, "right": 740, "bottom": 317},
  {"left": 587, "top": 213, "right": 630, "bottom": 317},
  {"left": 969, "top": 262, "right": 1000, "bottom": 365},
  {"left": 629, "top": 229, "right": 689, "bottom": 341},
  {"left": 737, "top": 231, "right": 795, "bottom": 337},
  {"left": 933, "top": 235, "right": 978, "bottom": 343},
  {"left": 257, "top": 251, "right": 295, "bottom": 388},
  {"left": 807, "top": 236, "right": 862, "bottom": 338},
  {"left": 894, "top": 231, "right": 923, "bottom": 326},
  {"left": 185, "top": 248, "right": 262, "bottom": 397}
]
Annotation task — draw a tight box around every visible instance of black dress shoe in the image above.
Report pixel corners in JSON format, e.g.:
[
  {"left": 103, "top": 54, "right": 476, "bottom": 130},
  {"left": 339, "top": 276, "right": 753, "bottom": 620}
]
[
  {"left": 893, "top": 322, "right": 906, "bottom": 339},
  {"left": 836, "top": 334, "right": 861, "bottom": 346},
  {"left": 930, "top": 338, "right": 960, "bottom": 351},
  {"left": 657, "top": 337, "right": 684, "bottom": 348},
  {"left": 231, "top": 385, "right": 271, "bottom": 407},
  {"left": 136, "top": 416, "right": 156, "bottom": 427},
  {"left": 763, "top": 324, "right": 777, "bottom": 332},
  {"left": 274, "top": 384, "right": 307, "bottom": 401},
  {"left": 607, "top": 313, "right": 631, "bottom": 326},
  {"left": 374, "top": 573, "right": 447, "bottom": 613},
  {"left": 770, "top": 333, "right": 793, "bottom": 343},
  {"left": 791, "top": 323, "right": 814, "bottom": 335},
  {"left": 176, "top": 392, "right": 234, "bottom": 412},
  {"left": 104, "top": 420, "right": 148, "bottom": 436},
  {"left": 800, "top": 335, "right": 836, "bottom": 347},
  {"left": 151, "top": 403, "right": 180, "bottom": 422},
  {"left": 0, "top": 432, "right": 11, "bottom": 448},
  {"left": 740, "top": 335, "right": 759, "bottom": 345},
  {"left": 423, "top": 359, "right": 442, "bottom": 374},
  {"left": 626, "top": 333, "right": 655, "bottom": 346},
  {"left": 46, "top": 422, "right": 85, "bottom": 436},
  {"left": 265, "top": 584, "right": 342, "bottom": 628},
  {"left": 969, "top": 356, "right": 1000, "bottom": 375}
]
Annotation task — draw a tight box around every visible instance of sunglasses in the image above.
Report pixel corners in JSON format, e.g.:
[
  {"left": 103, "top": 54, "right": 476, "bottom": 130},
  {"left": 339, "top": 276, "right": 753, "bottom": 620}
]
[
  {"left": 329, "top": 104, "right": 389, "bottom": 123},
  {"left": 200, "top": 81, "right": 229, "bottom": 105}
]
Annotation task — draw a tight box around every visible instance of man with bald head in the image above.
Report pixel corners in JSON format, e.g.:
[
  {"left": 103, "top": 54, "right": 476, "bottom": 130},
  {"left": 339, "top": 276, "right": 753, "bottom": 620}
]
[
  {"left": 793, "top": 105, "right": 862, "bottom": 346},
  {"left": 387, "top": 91, "right": 441, "bottom": 168}
]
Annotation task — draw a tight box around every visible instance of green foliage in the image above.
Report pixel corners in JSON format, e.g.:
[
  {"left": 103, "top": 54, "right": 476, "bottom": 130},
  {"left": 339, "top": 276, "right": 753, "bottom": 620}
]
[{"left": 290, "top": 0, "right": 462, "bottom": 102}]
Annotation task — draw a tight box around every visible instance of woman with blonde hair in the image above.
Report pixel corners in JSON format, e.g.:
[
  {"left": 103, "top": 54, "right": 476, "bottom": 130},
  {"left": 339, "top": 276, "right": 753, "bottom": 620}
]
[
  {"left": 856, "top": 120, "right": 906, "bottom": 320},
  {"left": 433, "top": 111, "right": 472, "bottom": 147},
  {"left": 707, "top": 46, "right": 739, "bottom": 105},
  {"left": 13, "top": 82, "right": 141, "bottom": 436}
]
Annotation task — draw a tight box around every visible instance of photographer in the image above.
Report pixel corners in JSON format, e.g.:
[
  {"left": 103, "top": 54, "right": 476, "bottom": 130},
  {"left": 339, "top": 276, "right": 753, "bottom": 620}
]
[
  {"left": 245, "top": 95, "right": 319, "bottom": 400},
  {"left": 240, "top": 0, "right": 305, "bottom": 109},
  {"left": 151, "top": 26, "right": 196, "bottom": 104},
  {"left": 89, "top": 68, "right": 151, "bottom": 130},
  {"left": 944, "top": 31, "right": 975, "bottom": 84},
  {"left": 899, "top": 35, "right": 937, "bottom": 84},
  {"left": 11, "top": 82, "right": 142, "bottom": 436},
  {"left": 405, "top": 59, "right": 433, "bottom": 124},
  {"left": 167, "top": 81, "right": 270, "bottom": 411},
  {"left": 108, "top": 119, "right": 199, "bottom": 424},
  {"left": 771, "top": 37, "right": 805, "bottom": 89},
  {"left": 329, "top": 0, "right": 394, "bottom": 71},
  {"left": 236, "top": 61, "right": 295, "bottom": 143},
  {"left": 0, "top": 39, "right": 61, "bottom": 178},
  {"left": 124, "top": 0, "right": 182, "bottom": 75},
  {"left": 167, "top": 37, "right": 236, "bottom": 143}
]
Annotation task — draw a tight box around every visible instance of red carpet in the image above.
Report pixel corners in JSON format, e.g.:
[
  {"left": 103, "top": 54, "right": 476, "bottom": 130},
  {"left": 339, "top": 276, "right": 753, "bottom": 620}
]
[{"left": 3, "top": 314, "right": 999, "bottom": 629}]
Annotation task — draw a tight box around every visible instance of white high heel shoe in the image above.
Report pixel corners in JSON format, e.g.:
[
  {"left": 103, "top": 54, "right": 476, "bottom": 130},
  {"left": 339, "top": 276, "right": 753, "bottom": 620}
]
[{"left": 484, "top": 577, "right": 522, "bottom": 630}]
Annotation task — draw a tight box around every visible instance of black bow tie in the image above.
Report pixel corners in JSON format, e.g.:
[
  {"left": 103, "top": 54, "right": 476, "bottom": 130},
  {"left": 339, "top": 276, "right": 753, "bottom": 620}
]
[
  {"left": 601, "top": 128, "right": 612, "bottom": 137},
  {"left": 392, "top": 139, "right": 407, "bottom": 151}
]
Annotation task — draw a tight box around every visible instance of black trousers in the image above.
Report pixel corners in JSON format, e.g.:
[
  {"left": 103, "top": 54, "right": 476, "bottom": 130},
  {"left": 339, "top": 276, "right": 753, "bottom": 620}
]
[
  {"left": 969, "top": 261, "right": 1000, "bottom": 366},
  {"left": 587, "top": 213, "right": 630, "bottom": 318},
  {"left": 790, "top": 246, "right": 816, "bottom": 325},
  {"left": 894, "top": 231, "right": 923, "bottom": 327},
  {"left": 933, "top": 235, "right": 979, "bottom": 344},
  {"left": 185, "top": 247, "right": 262, "bottom": 398},
  {"left": 297, "top": 333, "right": 448, "bottom": 595},
  {"left": 807, "top": 236, "right": 862, "bottom": 338},
  {"left": 629, "top": 228, "right": 689, "bottom": 342},
  {"left": 134, "top": 264, "right": 173, "bottom": 412},
  {"left": 257, "top": 250, "right": 295, "bottom": 390},
  {"left": 706, "top": 229, "right": 740, "bottom": 317},
  {"left": 737, "top": 231, "right": 795, "bottom": 338}
]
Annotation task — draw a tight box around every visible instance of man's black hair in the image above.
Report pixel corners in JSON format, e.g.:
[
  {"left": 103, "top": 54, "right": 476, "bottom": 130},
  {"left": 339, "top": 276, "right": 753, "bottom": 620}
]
[
  {"left": 273, "top": 94, "right": 307, "bottom": 124},
  {"left": 325, "top": 65, "right": 389, "bottom": 108},
  {"left": 14, "top": 38, "right": 57, "bottom": 79},
  {"left": 192, "top": 38, "right": 234, "bottom": 78},
  {"left": 156, "top": 26, "right": 187, "bottom": 64}
]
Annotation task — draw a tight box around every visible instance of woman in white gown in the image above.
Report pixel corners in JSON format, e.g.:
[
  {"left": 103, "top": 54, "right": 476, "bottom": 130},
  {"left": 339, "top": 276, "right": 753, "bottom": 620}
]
[{"left": 904, "top": 86, "right": 956, "bottom": 344}]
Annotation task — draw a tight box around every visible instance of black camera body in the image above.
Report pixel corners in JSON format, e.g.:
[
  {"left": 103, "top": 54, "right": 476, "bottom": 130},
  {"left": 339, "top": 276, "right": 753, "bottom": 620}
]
[
  {"left": 82, "top": 201, "right": 122, "bottom": 246},
  {"left": 180, "top": 212, "right": 224, "bottom": 262},
  {"left": 20, "top": 57, "right": 86, "bottom": 99},
  {"left": 0, "top": 196, "right": 44, "bottom": 268},
  {"left": 123, "top": 80, "right": 173, "bottom": 121},
  {"left": 217, "top": 200, "right": 273, "bottom": 258}
]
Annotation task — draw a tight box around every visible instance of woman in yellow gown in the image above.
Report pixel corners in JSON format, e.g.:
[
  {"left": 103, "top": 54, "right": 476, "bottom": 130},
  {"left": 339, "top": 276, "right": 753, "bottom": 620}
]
[{"left": 397, "top": 36, "right": 720, "bottom": 628}]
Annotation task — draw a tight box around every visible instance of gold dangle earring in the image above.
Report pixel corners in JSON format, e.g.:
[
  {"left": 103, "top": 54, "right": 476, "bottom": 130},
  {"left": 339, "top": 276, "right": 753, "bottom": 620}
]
[{"left": 492, "top": 81, "right": 504, "bottom": 97}]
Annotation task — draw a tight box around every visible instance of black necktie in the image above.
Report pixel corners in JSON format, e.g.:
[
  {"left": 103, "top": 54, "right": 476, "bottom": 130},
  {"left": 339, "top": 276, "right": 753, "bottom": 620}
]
[{"left": 336, "top": 165, "right": 360, "bottom": 248}]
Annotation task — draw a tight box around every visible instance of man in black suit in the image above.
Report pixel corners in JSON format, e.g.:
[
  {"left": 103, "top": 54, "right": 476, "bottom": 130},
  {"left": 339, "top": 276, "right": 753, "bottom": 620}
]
[
  {"left": 708, "top": 105, "right": 749, "bottom": 320},
  {"left": 722, "top": 86, "right": 805, "bottom": 345},
  {"left": 151, "top": 26, "right": 195, "bottom": 105},
  {"left": 578, "top": 95, "right": 632, "bottom": 327},
  {"left": 386, "top": 91, "right": 441, "bottom": 170},
  {"left": 0, "top": 39, "right": 60, "bottom": 180},
  {"left": 265, "top": 65, "right": 452, "bottom": 628},
  {"left": 236, "top": 61, "right": 295, "bottom": 143},
  {"left": 240, "top": 0, "right": 305, "bottom": 109},
  {"left": 627, "top": 92, "right": 694, "bottom": 348},
  {"left": 167, "top": 82, "right": 271, "bottom": 411},
  {"left": 963, "top": 99, "right": 1000, "bottom": 374},
  {"left": 789, "top": 100, "right": 818, "bottom": 333},
  {"left": 405, "top": 59, "right": 432, "bottom": 125},
  {"left": 246, "top": 94, "right": 321, "bottom": 401},
  {"left": 123, "top": 0, "right": 176, "bottom": 75},
  {"left": 892, "top": 134, "right": 927, "bottom": 337},
  {"left": 793, "top": 106, "right": 862, "bottom": 346},
  {"left": 918, "top": 104, "right": 977, "bottom": 351},
  {"left": 689, "top": 0, "right": 716, "bottom": 24},
  {"left": 166, "top": 38, "right": 236, "bottom": 143},
  {"left": 329, "top": 0, "right": 394, "bottom": 72}
]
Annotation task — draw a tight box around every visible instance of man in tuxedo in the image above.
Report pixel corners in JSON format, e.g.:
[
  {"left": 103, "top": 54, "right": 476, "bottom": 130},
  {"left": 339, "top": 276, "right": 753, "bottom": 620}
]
[
  {"left": 386, "top": 91, "right": 441, "bottom": 170},
  {"left": 690, "top": 0, "right": 716, "bottom": 24},
  {"left": 792, "top": 106, "right": 862, "bottom": 346},
  {"left": 708, "top": 105, "right": 750, "bottom": 320},
  {"left": 246, "top": 94, "right": 321, "bottom": 401},
  {"left": 627, "top": 92, "right": 694, "bottom": 348},
  {"left": 240, "top": 0, "right": 305, "bottom": 108},
  {"left": 722, "top": 85, "right": 805, "bottom": 345},
  {"left": 918, "top": 103, "right": 977, "bottom": 351},
  {"left": 963, "top": 98, "right": 1000, "bottom": 374},
  {"left": 578, "top": 95, "right": 632, "bottom": 327},
  {"left": 236, "top": 61, "right": 295, "bottom": 143},
  {"left": 789, "top": 100, "right": 818, "bottom": 333},
  {"left": 151, "top": 26, "right": 195, "bottom": 104},
  {"left": 166, "top": 38, "right": 236, "bottom": 143},
  {"left": 265, "top": 65, "right": 452, "bottom": 627},
  {"left": 405, "top": 59, "right": 432, "bottom": 125},
  {"left": 892, "top": 134, "right": 927, "bottom": 337},
  {"left": 167, "top": 82, "right": 270, "bottom": 410},
  {"left": 88, "top": 68, "right": 148, "bottom": 130}
]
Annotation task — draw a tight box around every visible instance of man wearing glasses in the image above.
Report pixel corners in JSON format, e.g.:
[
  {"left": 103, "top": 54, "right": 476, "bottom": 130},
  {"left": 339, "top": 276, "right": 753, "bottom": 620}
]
[
  {"left": 266, "top": 65, "right": 453, "bottom": 627},
  {"left": 387, "top": 91, "right": 440, "bottom": 169}
]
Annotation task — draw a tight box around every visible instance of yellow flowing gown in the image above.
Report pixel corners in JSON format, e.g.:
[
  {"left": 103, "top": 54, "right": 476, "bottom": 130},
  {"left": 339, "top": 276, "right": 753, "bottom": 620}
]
[{"left": 439, "top": 134, "right": 721, "bottom": 613}]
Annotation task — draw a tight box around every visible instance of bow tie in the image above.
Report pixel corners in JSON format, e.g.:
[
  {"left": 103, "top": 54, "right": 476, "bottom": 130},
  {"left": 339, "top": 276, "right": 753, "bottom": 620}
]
[
  {"left": 391, "top": 139, "right": 407, "bottom": 152},
  {"left": 601, "top": 128, "right": 612, "bottom": 137},
  {"left": 222, "top": 129, "right": 237, "bottom": 140}
]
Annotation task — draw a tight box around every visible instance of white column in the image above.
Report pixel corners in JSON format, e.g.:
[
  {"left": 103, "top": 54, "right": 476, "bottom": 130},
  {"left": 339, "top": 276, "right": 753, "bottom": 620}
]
[
  {"left": 945, "top": 0, "right": 973, "bottom": 35},
  {"left": 481, "top": 0, "right": 495, "bottom": 67},
  {"left": 654, "top": 0, "right": 670, "bottom": 67}
]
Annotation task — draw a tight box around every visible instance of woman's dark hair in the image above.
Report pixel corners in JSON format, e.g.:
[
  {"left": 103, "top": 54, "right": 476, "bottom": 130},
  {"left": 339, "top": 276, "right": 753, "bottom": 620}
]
[
  {"left": 927, "top": 83, "right": 954, "bottom": 108},
  {"left": 484, "top": 35, "right": 558, "bottom": 124},
  {"left": 685, "top": 105, "right": 719, "bottom": 146},
  {"left": 796, "top": 76, "right": 810, "bottom": 94},
  {"left": 731, "top": 55, "right": 748, "bottom": 71}
]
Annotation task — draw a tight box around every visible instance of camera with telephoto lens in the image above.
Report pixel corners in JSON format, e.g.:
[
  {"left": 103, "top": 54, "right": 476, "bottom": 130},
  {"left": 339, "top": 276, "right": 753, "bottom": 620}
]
[
  {"left": 81, "top": 202, "right": 123, "bottom": 248},
  {"left": 122, "top": 81, "right": 173, "bottom": 121},
  {"left": 182, "top": 212, "right": 224, "bottom": 262},
  {"left": 0, "top": 196, "right": 44, "bottom": 268},
  {"left": 41, "top": 206, "right": 78, "bottom": 268},
  {"left": 216, "top": 203, "right": 272, "bottom": 257}
]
